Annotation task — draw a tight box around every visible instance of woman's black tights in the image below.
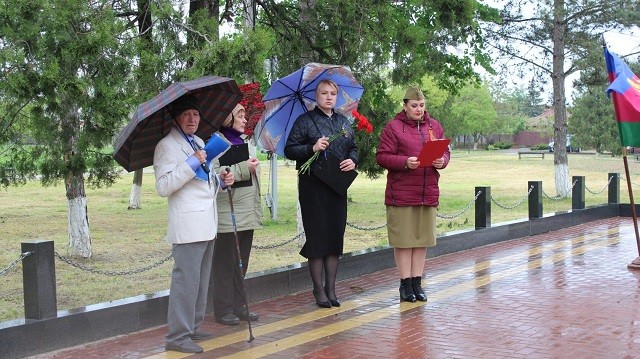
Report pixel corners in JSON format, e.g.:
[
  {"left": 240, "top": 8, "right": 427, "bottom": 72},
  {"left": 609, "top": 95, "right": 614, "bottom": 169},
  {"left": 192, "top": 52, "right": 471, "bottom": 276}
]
[{"left": 309, "top": 255, "right": 339, "bottom": 301}]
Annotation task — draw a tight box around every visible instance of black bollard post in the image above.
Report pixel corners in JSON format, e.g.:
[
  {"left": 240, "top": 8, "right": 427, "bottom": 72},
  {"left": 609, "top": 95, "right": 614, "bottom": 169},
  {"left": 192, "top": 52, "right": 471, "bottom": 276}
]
[
  {"left": 528, "top": 181, "right": 543, "bottom": 219},
  {"left": 22, "top": 240, "right": 57, "bottom": 321},
  {"left": 475, "top": 186, "right": 491, "bottom": 229},
  {"left": 608, "top": 173, "right": 620, "bottom": 204},
  {"left": 572, "top": 176, "right": 585, "bottom": 210}
]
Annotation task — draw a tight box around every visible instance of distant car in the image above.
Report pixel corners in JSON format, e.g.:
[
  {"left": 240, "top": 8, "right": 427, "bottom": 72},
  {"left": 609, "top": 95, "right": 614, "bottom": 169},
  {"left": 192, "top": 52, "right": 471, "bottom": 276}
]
[{"left": 549, "top": 135, "right": 580, "bottom": 153}]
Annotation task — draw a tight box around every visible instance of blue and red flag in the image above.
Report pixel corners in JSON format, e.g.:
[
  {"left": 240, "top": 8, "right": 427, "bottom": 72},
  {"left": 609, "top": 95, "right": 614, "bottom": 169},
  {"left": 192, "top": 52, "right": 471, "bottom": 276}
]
[{"left": 604, "top": 48, "right": 640, "bottom": 147}]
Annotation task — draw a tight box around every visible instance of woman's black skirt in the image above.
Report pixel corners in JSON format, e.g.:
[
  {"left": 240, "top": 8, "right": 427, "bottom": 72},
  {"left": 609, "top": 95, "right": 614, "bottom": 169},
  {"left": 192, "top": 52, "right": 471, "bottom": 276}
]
[{"left": 298, "top": 174, "right": 347, "bottom": 259}]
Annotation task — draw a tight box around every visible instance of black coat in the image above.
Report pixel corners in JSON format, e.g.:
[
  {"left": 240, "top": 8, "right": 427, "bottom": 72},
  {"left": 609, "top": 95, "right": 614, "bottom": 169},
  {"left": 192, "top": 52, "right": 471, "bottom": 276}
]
[{"left": 284, "top": 107, "right": 358, "bottom": 172}]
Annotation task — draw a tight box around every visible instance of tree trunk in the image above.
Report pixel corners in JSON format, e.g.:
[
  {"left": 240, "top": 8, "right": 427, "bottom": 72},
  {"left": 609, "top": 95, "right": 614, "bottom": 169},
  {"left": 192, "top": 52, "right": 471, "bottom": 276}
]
[
  {"left": 189, "top": 0, "right": 220, "bottom": 40},
  {"left": 242, "top": 0, "right": 256, "bottom": 29},
  {"left": 128, "top": 169, "right": 143, "bottom": 209},
  {"left": 66, "top": 173, "right": 92, "bottom": 257},
  {"left": 295, "top": 0, "right": 317, "bottom": 243},
  {"left": 127, "top": 1, "right": 152, "bottom": 210},
  {"left": 552, "top": 0, "right": 570, "bottom": 197}
]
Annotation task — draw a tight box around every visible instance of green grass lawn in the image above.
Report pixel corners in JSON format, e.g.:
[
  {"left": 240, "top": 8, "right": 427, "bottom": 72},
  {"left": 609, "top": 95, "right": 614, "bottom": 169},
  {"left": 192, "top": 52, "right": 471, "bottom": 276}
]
[{"left": 0, "top": 149, "right": 637, "bottom": 322}]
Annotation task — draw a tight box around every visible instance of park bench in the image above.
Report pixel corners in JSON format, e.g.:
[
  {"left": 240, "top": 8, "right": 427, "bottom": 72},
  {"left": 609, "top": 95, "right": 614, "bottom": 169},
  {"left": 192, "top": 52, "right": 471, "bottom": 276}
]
[{"left": 518, "top": 150, "right": 546, "bottom": 159}]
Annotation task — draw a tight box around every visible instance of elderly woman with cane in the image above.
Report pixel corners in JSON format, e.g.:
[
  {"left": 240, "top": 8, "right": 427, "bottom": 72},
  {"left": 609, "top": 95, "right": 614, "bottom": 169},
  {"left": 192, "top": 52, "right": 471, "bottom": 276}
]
[{"left": 212, "top": 103, "right": 263, "bottom": 332}]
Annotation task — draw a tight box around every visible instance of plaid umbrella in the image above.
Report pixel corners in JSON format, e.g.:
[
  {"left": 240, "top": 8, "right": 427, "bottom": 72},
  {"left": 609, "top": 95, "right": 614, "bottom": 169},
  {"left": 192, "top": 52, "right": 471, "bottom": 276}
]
[
  {"left": 253, "top": 63, "right": 363, "bottom": 156},
  {"left": 113, "top": 76, "right": 242, "bottom": 172}
]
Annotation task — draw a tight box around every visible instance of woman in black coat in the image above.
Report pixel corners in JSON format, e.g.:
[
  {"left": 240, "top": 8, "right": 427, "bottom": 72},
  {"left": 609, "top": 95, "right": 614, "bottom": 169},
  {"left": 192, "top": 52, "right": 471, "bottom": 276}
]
[{"left": 284, "top": 79, "right": 358, "bottom": 308}]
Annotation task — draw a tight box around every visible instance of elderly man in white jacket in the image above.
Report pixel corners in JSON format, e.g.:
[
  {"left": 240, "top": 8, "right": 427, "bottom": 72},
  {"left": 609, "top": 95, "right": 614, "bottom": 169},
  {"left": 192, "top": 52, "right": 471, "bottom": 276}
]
[{"left": 154, "top": 94, "right": 234, "bottom": 354}]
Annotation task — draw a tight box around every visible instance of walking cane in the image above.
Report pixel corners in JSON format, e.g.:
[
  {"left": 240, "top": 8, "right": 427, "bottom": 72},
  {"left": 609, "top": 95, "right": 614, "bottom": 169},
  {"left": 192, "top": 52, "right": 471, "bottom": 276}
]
[{"left": 225, "top": 168, "right": 255, "bottom": 342}]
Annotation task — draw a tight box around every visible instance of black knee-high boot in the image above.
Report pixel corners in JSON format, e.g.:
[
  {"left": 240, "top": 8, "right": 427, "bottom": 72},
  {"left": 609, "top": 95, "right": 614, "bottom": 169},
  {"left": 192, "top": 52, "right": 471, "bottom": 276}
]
[
  {"left": 399, "top": 278, "right": 416, "bottom": 302},
  {"left": 412, "top": 276, "right": 427, "bottom": 302}
]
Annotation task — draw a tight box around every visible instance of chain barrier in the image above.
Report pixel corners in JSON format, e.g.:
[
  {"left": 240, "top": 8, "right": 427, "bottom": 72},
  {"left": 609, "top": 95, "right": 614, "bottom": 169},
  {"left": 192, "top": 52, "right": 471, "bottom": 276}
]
[
  {"left": 54, "top": 252, "right": 172, "bottom": 276},
  {"left": 253, "top": 232, "right": 305, "bottom": 250},
  {"left": 8, "top": 178, "right": 612, "bottom": 277},
  {"left": 585, "top": 175, "right": 615, "bottom": 195},
  {"left": 254, "top": 222, "right": 386, "bottom": 250},
  {"left": 256, "top": 191, "right": 484, "bottom": 247},
  {"left": 346, "top": 221, "right": 387, "bottom": 230},
  {"left": 491, "top": 185, "right": 534, "bottom": 210},
  {"left": 617, "top": 176, "right": 640, "bottom": 187},
  {"left": 0, "top": 251, "right": 32, "bottom": 276},
  {"left": 542, "top": 179, "right": 578, "bottom": 200},
  {"left": 437, "top": 190, "right": 482, "bottom": 220}
]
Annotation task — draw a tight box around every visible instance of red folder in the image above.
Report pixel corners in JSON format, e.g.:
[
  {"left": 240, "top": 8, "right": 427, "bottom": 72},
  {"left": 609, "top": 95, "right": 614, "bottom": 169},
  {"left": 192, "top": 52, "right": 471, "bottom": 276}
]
[{"left": 417, "top": 139, "right": 450, "bottom": 167}]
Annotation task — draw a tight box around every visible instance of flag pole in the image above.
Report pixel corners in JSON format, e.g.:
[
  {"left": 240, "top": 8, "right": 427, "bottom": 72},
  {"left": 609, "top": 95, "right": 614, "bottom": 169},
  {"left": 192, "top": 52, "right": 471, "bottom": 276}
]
[
  {"left": 622, "top": 147, "right": 640, "bottom": 269},
  {"left": 601, "top": 36, "right": 640, "bottom": 269}
]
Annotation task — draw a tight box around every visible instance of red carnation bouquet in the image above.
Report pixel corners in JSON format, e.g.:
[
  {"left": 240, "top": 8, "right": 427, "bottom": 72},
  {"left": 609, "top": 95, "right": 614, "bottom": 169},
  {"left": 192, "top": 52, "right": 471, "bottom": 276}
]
[
  {"left": 238, "top": 82, "right": 265, "bottom": 137},
  {"left": 352, "top": 110, "right": 373, "bottom": 133}
]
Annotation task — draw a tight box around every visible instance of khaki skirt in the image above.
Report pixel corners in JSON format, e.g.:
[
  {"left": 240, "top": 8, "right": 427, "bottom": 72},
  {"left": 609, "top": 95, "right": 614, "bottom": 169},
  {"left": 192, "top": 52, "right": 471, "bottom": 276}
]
[{"left": 386, "top": 206, "right": 437, "bottom": 248}]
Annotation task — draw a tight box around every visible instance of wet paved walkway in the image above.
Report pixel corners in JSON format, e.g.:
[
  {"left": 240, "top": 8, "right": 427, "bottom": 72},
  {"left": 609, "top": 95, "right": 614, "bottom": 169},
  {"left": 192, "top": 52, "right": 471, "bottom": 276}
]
[{"left": 29, "top": 217, "right": 640, "bottom": 359}]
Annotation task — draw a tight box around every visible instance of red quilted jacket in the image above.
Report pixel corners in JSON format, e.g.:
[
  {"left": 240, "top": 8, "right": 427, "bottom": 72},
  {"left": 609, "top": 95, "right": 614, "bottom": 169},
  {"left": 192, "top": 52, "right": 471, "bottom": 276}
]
[{"left": 376, "top": 111, "right": 450, "bottom": 207}]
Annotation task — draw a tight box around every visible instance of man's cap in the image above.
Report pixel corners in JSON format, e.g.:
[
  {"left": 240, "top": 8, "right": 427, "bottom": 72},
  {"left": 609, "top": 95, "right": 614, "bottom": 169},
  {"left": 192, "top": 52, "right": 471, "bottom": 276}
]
[
  {"left": 403, "top": 85, "right": 425, "bottom": 101},
  {"left": 170, "top": 95, "right": 200, "bottom": 118}
]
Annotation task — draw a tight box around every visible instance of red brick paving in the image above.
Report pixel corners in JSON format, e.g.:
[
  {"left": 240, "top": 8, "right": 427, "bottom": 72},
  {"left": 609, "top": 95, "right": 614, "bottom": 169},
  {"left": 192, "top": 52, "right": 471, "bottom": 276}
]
[{"left": 28, "top": 217, "right": 640, "bottom": 358}]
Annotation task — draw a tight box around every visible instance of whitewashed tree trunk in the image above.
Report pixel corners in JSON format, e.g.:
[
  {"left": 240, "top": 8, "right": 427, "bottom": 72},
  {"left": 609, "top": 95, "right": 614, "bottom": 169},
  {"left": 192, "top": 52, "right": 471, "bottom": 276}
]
[
  {"left": 551, "top": 0, "right": 571, "bottom": 196},
  {"left": 128, "top": 169, "right": 143, "bottom": 209},
  {"left": 554, "top": 163, "right": 571, "bottom": 197},
  {"left": 67, "top": 175, "right": 92, "bottom": 257}
]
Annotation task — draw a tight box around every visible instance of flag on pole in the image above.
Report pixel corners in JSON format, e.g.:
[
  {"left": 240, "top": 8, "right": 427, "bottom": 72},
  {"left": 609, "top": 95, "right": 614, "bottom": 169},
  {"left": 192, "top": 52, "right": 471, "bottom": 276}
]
[{"left": 604, "top": 47, "right": 640, "bottom": 147}]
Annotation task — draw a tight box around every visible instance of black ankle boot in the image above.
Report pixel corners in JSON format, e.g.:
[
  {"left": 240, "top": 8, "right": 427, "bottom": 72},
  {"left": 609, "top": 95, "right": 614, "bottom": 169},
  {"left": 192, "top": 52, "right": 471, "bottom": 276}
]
[
  {"left": 412, "top": 276, "right": 427, "bottom": 302},
  {"left": 399, "top": 278, "right": 416, "bottom": 302}
]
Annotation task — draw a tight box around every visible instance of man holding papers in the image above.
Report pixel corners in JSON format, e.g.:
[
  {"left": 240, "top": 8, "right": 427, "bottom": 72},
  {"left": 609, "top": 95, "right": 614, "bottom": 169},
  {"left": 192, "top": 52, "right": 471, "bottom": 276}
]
[
  {"left": 376, "top": 85, "right": 450, "bottom": 303},
  {"left": 154, "top": 95, "right": 234, "bottom": 353}
]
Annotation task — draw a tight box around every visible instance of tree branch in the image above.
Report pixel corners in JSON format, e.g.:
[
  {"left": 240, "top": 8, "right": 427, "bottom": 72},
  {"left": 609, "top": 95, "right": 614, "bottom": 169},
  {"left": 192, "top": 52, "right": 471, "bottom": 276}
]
[{"left": 484, "top": 41, "right": 553, "bottom": 76}]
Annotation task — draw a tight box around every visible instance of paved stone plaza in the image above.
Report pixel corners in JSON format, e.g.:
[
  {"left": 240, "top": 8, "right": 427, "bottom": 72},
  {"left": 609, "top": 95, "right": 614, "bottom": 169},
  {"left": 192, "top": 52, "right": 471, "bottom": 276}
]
[{"left": 28, "top": 217, "right": 640, "bottom": 359}]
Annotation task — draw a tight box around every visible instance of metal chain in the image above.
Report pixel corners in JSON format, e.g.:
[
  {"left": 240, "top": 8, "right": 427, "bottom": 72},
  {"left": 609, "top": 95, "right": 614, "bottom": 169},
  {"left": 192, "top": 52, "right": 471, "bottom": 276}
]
[
  {"left": 437, "top": 191, "right": 482, "bottom": 219},
  {"left": 346, "top": 221, "right": 387, "bottom": 230},
  {"left": 55, "top": 252, "right": 172, "bottom": 276},
  {"left": 585, "top": 175, "right": 616, "bottom": 195},
  {"left": 542, "top": 179, "right": 578, "bottom": 200},
  {"left": 491, "top": 185, "right": 534, "bottom": 210},
  {"left": 618, "top": 176, "right": 640, "bottom": 187},
  {"left": 253, "top": 232, "right": 304, "bottom": 250},
  {"left": 254, "top": 221, "right": 387, "bottom": 250},
  {"left": 0, "top": 251, "right": 32, "bottom": 276},
  {"left": 9, "top": 175, "right": 616, "bottom": 277}
]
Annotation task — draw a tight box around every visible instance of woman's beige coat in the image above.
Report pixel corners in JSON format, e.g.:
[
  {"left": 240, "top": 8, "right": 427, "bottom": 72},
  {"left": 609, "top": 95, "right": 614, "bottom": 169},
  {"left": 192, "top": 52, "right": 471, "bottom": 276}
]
[{"left": 213, "top": 135, "right": 264, "bottom": 233}]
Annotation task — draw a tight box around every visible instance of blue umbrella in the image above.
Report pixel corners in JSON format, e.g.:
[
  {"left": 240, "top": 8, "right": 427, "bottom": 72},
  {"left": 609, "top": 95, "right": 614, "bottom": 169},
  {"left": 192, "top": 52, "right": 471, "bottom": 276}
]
[{"left": 254, "top": 63, "right": 364, "bottom": 156}]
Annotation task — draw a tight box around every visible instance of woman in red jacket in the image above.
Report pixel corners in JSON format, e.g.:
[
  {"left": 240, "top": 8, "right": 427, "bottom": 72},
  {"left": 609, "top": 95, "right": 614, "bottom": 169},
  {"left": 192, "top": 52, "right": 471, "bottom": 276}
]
[{"left": 375, "top": 85, "right": 450, "bottom": 302}]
